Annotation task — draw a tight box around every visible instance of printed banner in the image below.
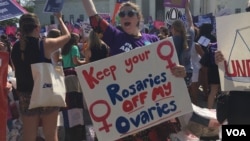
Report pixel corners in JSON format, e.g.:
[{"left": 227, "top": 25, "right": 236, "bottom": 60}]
[
  {"left": 76, "top": 38, "right": 193, "bottom": 141},
  {"left": 0, "top": 0, "right": 27, "bottom": 22},
  {"left": 43, "top": 0, "right": 64, "bottom": 13},
  {"left": 164, "top": 0, "right": 187, "bottom": 26},
  {"left": 216, "top": 12, "right": 250, "bottom": 91}
]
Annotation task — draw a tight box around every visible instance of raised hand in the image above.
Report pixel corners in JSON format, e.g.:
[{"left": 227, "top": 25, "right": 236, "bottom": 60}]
[
  {"left": 214, "top": 50, "right": 225, "bottom": 65},
  {"left": 171, "top": 65, "right": 186, "bottom": 78}
]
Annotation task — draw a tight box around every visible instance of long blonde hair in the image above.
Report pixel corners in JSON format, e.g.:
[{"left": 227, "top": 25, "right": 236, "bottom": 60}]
[
  {"left": 171, "top": 20, "right": 188, "bottom": 50},
  {"left": 88, "top": 30, "right": 102, "bottom": 50}
]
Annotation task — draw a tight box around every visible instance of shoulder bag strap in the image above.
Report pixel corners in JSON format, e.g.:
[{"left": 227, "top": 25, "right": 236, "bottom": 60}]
[{"left": 39, "top": 40, "right": 45, "bottom": 62}]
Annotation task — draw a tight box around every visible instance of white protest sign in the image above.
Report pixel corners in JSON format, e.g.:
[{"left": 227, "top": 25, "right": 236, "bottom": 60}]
[
  {"left": 198, "top": 36, "right": 211, "bottom": 47},
  {"left": 216, "top": 12, "right": 250, "bottom": 91},
  {"left": 82, "top": 22, "right": 92, "bottom": 37},
  {"left": 76, "top": 38, "right": 193, "bottom": 141}
]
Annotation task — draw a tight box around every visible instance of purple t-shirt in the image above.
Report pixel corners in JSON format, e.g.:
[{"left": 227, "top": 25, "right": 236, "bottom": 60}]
[{"left": 102, "top": 25, "right": 159, "bottom": 56}]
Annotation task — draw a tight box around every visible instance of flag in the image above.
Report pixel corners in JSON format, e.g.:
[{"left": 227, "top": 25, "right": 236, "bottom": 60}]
[
  {"left": 111, "top": 0, "right": 129, "bottom": 25},
  {"left": 0, "top": 0, "right": 28, "bottom": 22}
]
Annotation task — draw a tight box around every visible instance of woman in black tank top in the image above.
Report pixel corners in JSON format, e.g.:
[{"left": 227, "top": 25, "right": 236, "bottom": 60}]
[
  {"left": 84, "top": 30, "right": 110, "bottom": 63},
  {"left": 11, "top": 12, "right": 70, "bottom": 141}
]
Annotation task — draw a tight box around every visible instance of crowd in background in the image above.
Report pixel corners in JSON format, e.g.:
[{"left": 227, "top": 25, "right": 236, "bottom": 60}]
[{"left": 0, "top": 7, "right": 226, "bottom": 141}]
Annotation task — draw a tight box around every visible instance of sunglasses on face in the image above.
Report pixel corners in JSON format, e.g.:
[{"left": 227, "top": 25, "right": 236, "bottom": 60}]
[{"left": 118, "top": 10, "right": 138, "bottom": 18}]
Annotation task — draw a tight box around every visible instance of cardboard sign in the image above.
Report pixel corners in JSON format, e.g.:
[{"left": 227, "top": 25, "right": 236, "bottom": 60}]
[
  {"left": 76, "top": 38, "right": 193, "bottom": 141},
  {"left": 82, "top": 22, "right": 92, "bottom": 37},
  {"left": 216, "top": 12, "right": 250, "bottom": 91},
  {"left": 198, "top": 36, "right": 211, "bottom": 47},
  {"left": 43, "top": 0, "right": 64, "bottom": 13}
]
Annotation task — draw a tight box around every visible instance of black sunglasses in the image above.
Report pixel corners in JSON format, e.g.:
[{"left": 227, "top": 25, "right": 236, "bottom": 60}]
[{"left": 118, "top": 10, "right": 138, "bottom": 18}]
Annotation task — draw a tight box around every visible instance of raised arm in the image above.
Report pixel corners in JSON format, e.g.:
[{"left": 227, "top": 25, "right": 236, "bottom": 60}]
[
  {"left": 55, "top": 12, "right": 70, "bottom": 41},
  {"left": 44, "top": 12, "right": 70, "bottom": 57},
  {"left": 185, "top": 0, "right": 194, "bottom": 28},
  {"left": 82, "top": 0, "right": 98, "bottom": 16},
  {"left": 81, "top": 0, "right": 109, "bottom": 34}
]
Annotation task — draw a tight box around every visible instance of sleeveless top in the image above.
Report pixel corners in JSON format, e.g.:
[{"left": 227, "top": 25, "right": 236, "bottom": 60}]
[
  {"left": 11, "top": 37, "right": 51, "bottom": 92},
  {"left": 89, "top": 43, "right": 109, "bottom": 62}
]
